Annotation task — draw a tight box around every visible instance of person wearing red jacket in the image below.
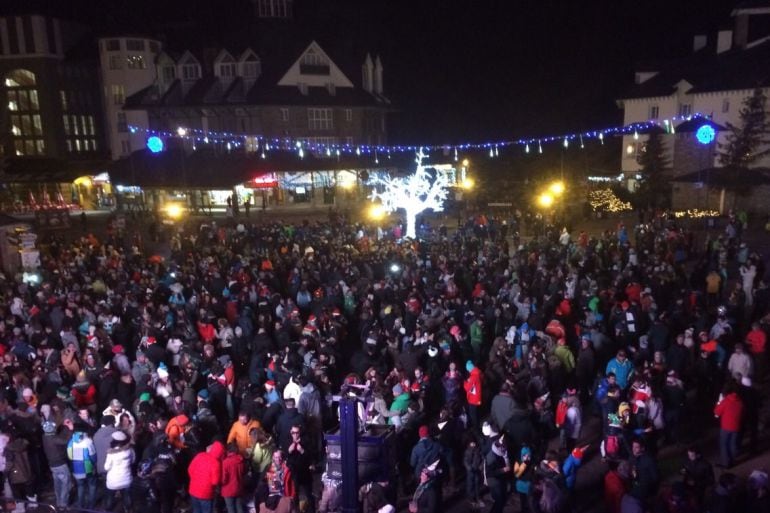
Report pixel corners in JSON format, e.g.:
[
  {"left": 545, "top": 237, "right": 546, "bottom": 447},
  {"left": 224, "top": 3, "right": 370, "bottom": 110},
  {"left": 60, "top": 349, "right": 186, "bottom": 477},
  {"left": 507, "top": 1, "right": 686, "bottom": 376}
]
[
  {"left": 221, "top": 443, "right": 246, "bottom": 513},
  {"left": 714, "top": 383, "right": 744, "bottom": 468},
  {"left": 464, "top": 361, "right": 483, "bottom": 428},
  {"left": 188, "top": 441, "right": 225, "bottom": 513}
]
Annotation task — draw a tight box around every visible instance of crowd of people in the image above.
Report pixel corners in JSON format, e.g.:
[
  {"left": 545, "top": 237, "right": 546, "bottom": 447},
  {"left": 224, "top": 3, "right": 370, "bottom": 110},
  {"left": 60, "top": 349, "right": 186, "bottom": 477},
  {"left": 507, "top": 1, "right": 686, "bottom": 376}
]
[{"left": 0, "top": 208, "right": 767, "bottom": 513}]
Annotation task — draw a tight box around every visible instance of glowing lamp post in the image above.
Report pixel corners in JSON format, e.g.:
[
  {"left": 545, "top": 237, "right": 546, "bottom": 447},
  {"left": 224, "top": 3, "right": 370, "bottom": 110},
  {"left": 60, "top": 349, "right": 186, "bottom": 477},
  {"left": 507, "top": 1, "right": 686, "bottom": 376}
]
[
  {"left": 369, "top": 148, "right": 450, "bottom": 239},
  {"left": 537, "top": 192, "right": 554, "bottom": 209}
]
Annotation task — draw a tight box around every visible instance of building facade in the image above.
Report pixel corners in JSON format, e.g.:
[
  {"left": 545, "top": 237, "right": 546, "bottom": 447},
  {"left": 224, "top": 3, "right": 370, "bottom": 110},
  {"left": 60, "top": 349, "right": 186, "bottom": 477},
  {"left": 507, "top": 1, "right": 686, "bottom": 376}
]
[
  {"left": 616, "top": 3, "right": 770, "bottom": 201},
  {"left": 0, "top": 14, "right": 108, "bottom": 210}
]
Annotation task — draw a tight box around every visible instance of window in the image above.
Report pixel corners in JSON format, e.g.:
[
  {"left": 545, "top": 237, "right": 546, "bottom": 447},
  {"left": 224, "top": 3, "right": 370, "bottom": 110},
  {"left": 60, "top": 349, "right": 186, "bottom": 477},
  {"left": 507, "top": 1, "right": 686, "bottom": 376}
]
[
  {"left": 72, "top": 115, "right": 79, "bottom": 135},
  {"left": 302, "top": 49, "right": 327, "bottom": 67},
  {"left": 345, "top": 109, "right": 352, "bottom": 122},
  {"left": 308, "top": 108, "right": 333, "bottom": 130},
  {"left": 649, "top": 105, "right": 659, "bottom": 119},
  {"left": 112, "top": 84, "right": 125, "bottom": 105},
  {"left": 149, "top": 41, "right": 159, "bottom": 54},
  {"left": 88, "top": 116, "right": 95, "bottom": 135},
  {"left": 219, "top": 63, "right": 236, "bottom": 78},
  {"left": 91, "top": 139, "right": 97, "bottom": 151},
  {"left": 678, "top": 103, "right": 692, "bottom": 117},
  {"left": 722, "top": 98, "right": 730, "bottom": 113},
  {"left": 109, "top": 55, "right": 123, "bottom": 70},
  {"left": 80, "top": 116, "right": 87, "bottom": 136},
  {"left": 75, "top": 139, "right": 82, "bottom": 152},
  {"left": 126, "top": 40, "right": 145, "bottom": 51},
  {"left": 162, "top": 66, "right": 176, "bottom": 82},
  {"left": 182, "top": 64, "right": 200, "bottom": 80},
  {"left": 63, "top": 115, "right": 71, "bottom": 135},
  {"left": 121, "top": 140, "right": 131, "bottom": 155},
  {"left": 126, "top": 55, "right": 146, "bottom": 69},
  {"left": 256, "top": 0, "right": 292, "bottom": 18},
  {"left": 106, "top": 39, "right": 120, "bottom": 51},
  {"left": 243, "top": 58, "right": 260, "bottom": 78},
  {"left": 60, "top": 90, "right": 68, "bottom": 111},
  {"left": 4, "top": 69, "right": 44, "bottom": 155},
  {"left": 66, "top": 140, "right": 73, "bottom": 152},
  {"left": 300, "top": 48, "right": 330, "bottom": 75},
  {"left": 280, "top": 108, "right": 289, "bottom": 122},
  {"left": 117, "top": 112, "right": 127, "bottom": 132}
]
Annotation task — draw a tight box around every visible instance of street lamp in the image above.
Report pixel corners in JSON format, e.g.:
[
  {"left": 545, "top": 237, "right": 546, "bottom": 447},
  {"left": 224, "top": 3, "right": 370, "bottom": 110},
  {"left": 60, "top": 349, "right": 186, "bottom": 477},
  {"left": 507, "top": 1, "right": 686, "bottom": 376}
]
[
  {"left": 537, "top": 192, "right": 554, "bottom": 208},
  {"left": 461, "top": 177, "right": 475, "bottom": 190},
  {"left": 369, "top": 203, "right": 386, "bottom": 221},
  {"left": 549, "top": 181, "right": 565, "bottom": 196}
]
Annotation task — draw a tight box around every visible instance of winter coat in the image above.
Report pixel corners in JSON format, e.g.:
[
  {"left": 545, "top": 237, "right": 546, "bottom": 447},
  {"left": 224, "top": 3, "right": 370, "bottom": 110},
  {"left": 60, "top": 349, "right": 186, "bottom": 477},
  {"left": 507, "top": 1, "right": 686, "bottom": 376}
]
[
  {"left": 298, "top": 383, "right": 322, "bottom": 422},
  {"left": 165, "top": 414, "right": 189, "bottom": 449},
  {"left": 104, "top": 445, "right": 135, "bottom": 490},
  {"left": 489, "top": 393, "right": 517, "bottom": 430},
  {"left": 221, "top": 452, "right": 246, "bottom": 498},
  {"left": 410, "top": 438, "right": 442, "bottom": 478},
  {"left": 464, "top": 367, "right": 483, "bottom": 406},
  {"left": 606, "top": 358, "right": 633, "bottom": 389},
  {"left": 93, "top": 425, "right": 118, "bottom": 474},
  {"left": 714, "top": 393, "right": 744, "bottom": 432},
  {"left": 42, "top": 427, "right": 72, "bottom": 468},
  {"left": 562, "top": 453, "right": 583, "bottom": 490},
  {"left": 604, "top": 470, "right": 627, "bottom": 513},
  {"left": 67, "top": 432, "right": 97, "bottom": 478},
  {"left": 727, "top": 352, "right": 753, "bottom": 380},
  {"left": 227, "top": 419, "right": 261, "bottom": 455},
  {"left": 563, "top": 405, "right": 582, "bottom": 440},
  {"left": 554, "top": 345, "right": 576, "bottom": 373},
  {"left": 5, "top": 438, "right": 32, "bottom": 484},
  {"left": 188, "top": 441, "right": 224, "bottom": 500},
  {"left": 251, "top": 438, "right": 276, "bottom": 473}
]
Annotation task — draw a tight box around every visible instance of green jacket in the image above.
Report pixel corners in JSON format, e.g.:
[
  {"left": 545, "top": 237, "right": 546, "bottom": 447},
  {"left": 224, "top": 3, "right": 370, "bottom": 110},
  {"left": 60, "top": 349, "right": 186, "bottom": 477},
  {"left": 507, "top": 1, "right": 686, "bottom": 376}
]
[
  {"left": 470, "top": 321, "right": 484, "bottom": 346},
  {"left": 388, "top": 393, "right": 411, "bottom": 425},
  {"left": 554, "top": 345, "right": 576, "bottom": 373}
]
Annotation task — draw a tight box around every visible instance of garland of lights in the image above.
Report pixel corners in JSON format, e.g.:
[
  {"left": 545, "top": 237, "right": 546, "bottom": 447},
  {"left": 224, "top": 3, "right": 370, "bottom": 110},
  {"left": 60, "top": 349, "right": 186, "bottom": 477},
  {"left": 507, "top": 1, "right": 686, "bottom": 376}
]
[
  {"left": 589, "top": 189, "right": 633, "bottom": 213},
  {"left": 127, "top": 113, "right": 709, "bottom": 158}
]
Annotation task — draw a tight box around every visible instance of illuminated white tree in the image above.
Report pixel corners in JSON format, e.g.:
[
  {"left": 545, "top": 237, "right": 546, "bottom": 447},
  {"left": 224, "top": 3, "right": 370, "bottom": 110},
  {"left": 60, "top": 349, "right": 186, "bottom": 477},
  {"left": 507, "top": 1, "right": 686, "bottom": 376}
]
[{"left": 369, "top": 148, "right": 450, "bottom": 239}]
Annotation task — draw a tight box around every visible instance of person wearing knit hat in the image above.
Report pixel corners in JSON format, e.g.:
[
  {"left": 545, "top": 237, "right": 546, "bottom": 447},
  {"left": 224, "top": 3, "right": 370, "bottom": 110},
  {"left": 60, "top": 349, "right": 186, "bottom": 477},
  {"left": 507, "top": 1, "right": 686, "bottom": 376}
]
[{"left": 410, "top": 426, "right": 441, "bottom": 479}]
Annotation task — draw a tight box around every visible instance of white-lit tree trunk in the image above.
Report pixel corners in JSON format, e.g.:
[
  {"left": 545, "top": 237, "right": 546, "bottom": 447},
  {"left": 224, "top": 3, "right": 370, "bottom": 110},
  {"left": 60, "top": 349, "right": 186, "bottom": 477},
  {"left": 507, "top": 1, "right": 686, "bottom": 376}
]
[{"left": 369, "top": 149, "right": 450, "bottom": 240}]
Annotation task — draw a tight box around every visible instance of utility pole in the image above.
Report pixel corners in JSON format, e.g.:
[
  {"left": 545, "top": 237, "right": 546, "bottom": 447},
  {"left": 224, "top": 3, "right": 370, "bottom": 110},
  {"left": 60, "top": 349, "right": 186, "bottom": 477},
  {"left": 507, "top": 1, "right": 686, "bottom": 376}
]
[{"left": 339, "top": 395, "right": 359, "bottom": 513}]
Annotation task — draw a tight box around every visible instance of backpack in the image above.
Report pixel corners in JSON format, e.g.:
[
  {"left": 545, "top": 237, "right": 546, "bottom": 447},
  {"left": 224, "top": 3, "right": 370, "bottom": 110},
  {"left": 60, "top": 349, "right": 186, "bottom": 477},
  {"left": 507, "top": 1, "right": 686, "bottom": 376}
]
[
  {"left": 555, "top": 399, "right": 568, "bottom": 428},
  {"left": 605, "top": 434, "right": 621, "bottom": 459}
]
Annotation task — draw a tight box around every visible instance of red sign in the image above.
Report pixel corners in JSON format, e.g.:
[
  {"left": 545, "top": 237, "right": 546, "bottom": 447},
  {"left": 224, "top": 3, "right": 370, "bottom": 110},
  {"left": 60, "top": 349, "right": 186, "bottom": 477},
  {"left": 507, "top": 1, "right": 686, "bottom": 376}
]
[{"left": 246, "top": 174, "right": 278, "bottom": 189}]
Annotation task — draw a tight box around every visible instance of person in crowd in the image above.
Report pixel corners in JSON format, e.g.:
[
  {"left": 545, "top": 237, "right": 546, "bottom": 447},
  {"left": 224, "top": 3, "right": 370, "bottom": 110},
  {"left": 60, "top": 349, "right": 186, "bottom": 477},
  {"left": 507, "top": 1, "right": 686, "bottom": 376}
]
[
  {"left": 188, "top": 441, "right": 225, "bottom": 513},
  {"left": 714, "top": 381, "right": 744, "bottom": 468},
  {"left": 104, "top": 431, "right": 135, "bottom": 512},
  {"left": 42, "top": 417, "right": 72, "bottom": 508},
  {"left": 67, "top": 425, "right": 98, "bottom": 509},
  {"left": 221, "top": 442, "right": 247, "bottom": 513}
]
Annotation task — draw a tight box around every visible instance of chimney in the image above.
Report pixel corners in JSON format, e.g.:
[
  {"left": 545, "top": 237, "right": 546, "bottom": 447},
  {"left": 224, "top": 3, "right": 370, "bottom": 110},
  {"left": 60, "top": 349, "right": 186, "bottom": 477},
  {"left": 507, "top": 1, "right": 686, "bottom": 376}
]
[
  {"left": 693, "top": 34, "right": 707, "bottom": 52},
  {"left": 733, "top": 13, "right": 749, "bottom": 48},
  {"left": 374, "top": 55, "right": 383, "bottom": 95},
  {"left": 362, "top": 53, "right": 373, "bottom": 93},
  {"left": 717, "top": 30, "right": 733, "bottom": 54}
]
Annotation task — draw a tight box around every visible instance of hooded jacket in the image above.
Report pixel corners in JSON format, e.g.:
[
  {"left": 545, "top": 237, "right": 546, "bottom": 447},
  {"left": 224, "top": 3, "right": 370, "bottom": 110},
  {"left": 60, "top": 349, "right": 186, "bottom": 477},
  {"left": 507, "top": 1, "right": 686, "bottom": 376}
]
[
  {"left": 464, "top": 367, "right": 483, "bottom": 406},
  {"left": 67, "top": 431, "right": 97, "bottom": 478},
  {"left": 188, "top": 441, "right": 225, "bottom": 500},
  {"left": 221, "top": 451, "right": 246, "bottom": 498},
  {"left": 165, "top": 414, "right": 189, "bottom": 449},
  {"left": 93, "top": 425, "right": 118, "bottom": 474},
  {"left": 226, "top": 418, "right": 261, "bottom": 455},
  {"left": 714, "top": 393, "right": 744, "bottom": 432},
  {"left": 104, "top": 443, "right": 135, "bottom": 490}
]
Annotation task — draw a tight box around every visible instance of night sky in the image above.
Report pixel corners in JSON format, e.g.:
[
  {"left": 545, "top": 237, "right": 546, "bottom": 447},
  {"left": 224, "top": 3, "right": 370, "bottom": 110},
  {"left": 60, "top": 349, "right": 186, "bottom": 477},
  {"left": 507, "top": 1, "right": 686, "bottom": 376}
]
[{"left": 2, "top": 0, "right": 742, "bottom": 146}]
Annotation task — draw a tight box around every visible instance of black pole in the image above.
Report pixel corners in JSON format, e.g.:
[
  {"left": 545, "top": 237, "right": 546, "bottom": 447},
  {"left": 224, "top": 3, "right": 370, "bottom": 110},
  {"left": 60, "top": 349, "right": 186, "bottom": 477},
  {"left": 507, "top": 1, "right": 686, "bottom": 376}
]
[{"left": 340, "top": 396, "right": 359, "bottom": 513}]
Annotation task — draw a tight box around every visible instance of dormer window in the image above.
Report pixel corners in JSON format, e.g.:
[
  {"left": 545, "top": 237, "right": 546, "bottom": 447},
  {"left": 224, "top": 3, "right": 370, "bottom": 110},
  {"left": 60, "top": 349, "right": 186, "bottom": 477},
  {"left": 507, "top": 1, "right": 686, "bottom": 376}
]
[
  {"left": 182, "top": 64, "right": 200, "bottom": 81},
  {"left": 300, "top": 48, "right": 330, "bottom": 75},
  {"left": 219, "top": 63, "right": 236, "bottom": 78}
]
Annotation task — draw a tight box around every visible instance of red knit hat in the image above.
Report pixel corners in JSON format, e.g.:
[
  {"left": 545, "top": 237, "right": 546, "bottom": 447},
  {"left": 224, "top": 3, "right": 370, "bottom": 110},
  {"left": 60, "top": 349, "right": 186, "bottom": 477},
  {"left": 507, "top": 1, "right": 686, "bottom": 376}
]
[{"left": 418, "top": 425, "right": 430, "bottom": 438}]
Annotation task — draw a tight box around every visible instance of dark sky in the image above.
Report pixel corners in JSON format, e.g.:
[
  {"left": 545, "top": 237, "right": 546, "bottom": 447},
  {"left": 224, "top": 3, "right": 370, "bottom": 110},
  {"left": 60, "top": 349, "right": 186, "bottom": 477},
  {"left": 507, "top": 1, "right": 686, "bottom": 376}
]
[{"left": 3, "top": 0, "right": 742, "bottom": 145}]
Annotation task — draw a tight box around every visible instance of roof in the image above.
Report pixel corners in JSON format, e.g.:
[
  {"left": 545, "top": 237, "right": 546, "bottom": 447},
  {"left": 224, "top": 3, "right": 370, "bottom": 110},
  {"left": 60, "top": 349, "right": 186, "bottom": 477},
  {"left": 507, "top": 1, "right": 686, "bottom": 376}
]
[
  {"left": 108, "top": 148, "right": 397, "bottom": 188},
  {"left": 672, "top": 166, "right": 770, "bottom": 186},
  {"left": 620, "top": 39, "right": 770, "bottom": 100},
  {"left": 0, "top": 157, "right": 105, "bottom": 183}
]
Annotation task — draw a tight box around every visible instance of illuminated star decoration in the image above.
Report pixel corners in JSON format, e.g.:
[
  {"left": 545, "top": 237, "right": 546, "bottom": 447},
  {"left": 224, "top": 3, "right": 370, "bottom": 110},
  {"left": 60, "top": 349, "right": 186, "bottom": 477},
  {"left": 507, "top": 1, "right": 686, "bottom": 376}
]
[
  {"left": 695, "top": 124, "right": 716, "bottom": 145},
  {"left": 368, "top": 148, "right": 450, "bottom": 239},
  {"left": 146, "top": 136, "right": 164, "bottom": 154}
]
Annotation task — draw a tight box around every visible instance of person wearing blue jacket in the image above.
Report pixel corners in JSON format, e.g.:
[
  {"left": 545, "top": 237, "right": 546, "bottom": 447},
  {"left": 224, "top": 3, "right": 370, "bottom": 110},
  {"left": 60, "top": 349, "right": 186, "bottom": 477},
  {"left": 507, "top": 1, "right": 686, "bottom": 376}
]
[
  {"left": 606, "top": 350, "right": 634, "bottom": 389},
  {"left": 67, "top": 430, "right": 98, "bottom": 509},
  {"left": 562, "top": 446, "right": 586, "bottom": 491}
]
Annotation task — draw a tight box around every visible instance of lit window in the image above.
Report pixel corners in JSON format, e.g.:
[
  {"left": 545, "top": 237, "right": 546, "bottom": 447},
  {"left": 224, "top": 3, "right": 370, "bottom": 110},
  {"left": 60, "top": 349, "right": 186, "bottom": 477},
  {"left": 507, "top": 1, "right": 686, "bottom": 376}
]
[
  {"left": 91, "top": 139, "right": 97, "bottom": 150},
  {"left": 626, "top": 144, "right": 635, "bottom": 155},
  {"left": 112, "top": 84, "right": 125, "bottom": 105},
  {"left": 3, "top": 69, "right": 44, "bottom": 155},
  {"left": 67, "top": 140, "right": 73, "bottom": 152},
  {"left": 63, "top": 115, "right": 71, "bottom": 135},
  {"left": 60, "top": 90, "right": 68, "bottom": 111},
  {"left": 75, "top": 139, "right": 82, "bottom": 152},
  {"left": 126, "top": 55, "right": 146, "bottom": 70},
  {"left": 88, "top": 116, "right": 95, "bottom": 135}
]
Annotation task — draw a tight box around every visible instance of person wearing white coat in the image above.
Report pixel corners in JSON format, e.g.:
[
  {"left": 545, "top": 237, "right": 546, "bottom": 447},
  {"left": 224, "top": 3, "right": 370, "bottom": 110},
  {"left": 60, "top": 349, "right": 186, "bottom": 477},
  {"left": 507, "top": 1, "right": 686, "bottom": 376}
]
[{"left": 103, "top": 431, "right": 134, "bottom": 512}]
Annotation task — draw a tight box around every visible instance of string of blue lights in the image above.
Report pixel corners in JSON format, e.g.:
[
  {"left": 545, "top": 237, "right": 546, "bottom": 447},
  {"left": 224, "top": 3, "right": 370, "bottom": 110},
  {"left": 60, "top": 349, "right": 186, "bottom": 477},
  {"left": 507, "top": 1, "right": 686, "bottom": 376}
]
[{"left": 132, "top": 113, "right": 715, "bottom": 157}]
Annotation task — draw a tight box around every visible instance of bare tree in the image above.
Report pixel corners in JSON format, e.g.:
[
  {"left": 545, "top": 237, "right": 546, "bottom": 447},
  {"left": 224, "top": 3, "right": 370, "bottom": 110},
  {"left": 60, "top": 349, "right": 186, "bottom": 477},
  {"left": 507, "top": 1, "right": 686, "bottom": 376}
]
[{"left": 369, "top": 148, "right": 450, "bottom": 239}]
